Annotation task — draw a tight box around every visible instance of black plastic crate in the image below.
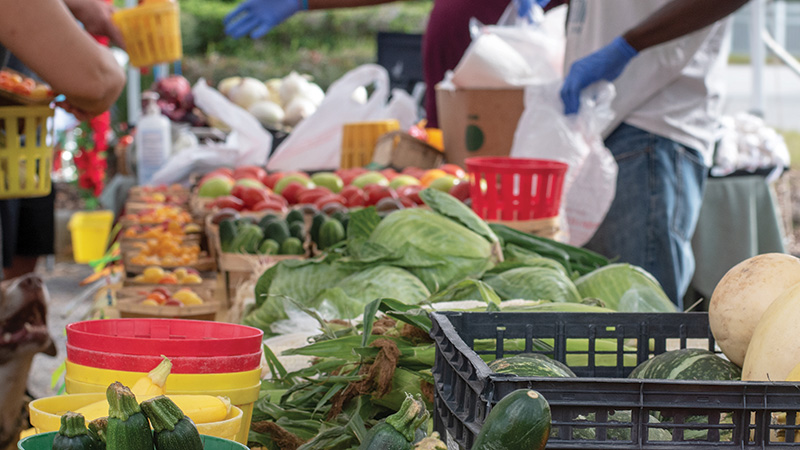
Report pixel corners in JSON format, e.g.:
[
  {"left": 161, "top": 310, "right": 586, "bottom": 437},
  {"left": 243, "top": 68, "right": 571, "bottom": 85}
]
[{"left": 430, "top": 311, "right": 800, "bottom": 449}]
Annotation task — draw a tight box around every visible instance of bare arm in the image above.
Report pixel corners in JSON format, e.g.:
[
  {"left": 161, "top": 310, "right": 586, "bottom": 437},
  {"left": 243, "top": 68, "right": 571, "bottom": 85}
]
[
  {"left": 623, "top": 0, "right": 750, "bottom": 52},
  {"left": 0, "top": 0, "right": 125, "bottom": 117},
  {"left": 63, "top": 0, "right": 125, "bottom": 49}
]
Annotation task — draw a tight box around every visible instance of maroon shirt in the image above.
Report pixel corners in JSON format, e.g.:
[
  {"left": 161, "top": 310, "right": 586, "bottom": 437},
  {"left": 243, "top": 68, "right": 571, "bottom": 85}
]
[{"left": 422, "top": 0, "right": 567, "bottom": 128}]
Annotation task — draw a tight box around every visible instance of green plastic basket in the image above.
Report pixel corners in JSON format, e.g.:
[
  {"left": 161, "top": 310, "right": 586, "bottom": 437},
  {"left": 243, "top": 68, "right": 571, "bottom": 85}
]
[{"left": 18, "top": 432, "right": 248, "bottom": 450}]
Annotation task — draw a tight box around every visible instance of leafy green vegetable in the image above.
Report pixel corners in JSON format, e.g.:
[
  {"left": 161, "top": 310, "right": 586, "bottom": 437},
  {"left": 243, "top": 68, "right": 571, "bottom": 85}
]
[
  {"left": 362, "top": 208, "right": 498, "bottom": 292},
  {"left": 574, "top": 263, "right": 677, "bottom": 312},
  {"left": 426, "top": 279, "right": 501, "bottom": 306},
  {"left": 418, "top": 188, "right": 499, "bottom": 247},
  {"left": 483, "top": 267, "right": 582, "bottom": 303}
]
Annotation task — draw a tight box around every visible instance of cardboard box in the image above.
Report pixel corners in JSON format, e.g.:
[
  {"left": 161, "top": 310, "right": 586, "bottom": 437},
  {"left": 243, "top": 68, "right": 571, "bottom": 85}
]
[{"left": 435, "top": 86, "right": 524, "bottom": 167}]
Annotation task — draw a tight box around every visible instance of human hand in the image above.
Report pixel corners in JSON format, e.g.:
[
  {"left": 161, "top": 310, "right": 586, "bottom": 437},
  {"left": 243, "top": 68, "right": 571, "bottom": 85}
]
[
  {"left": 224, "top": 0, "right": 304, "bottom": 40},
  {"left": 65, "top": 0, "right": 125, "bottom": 49},
  {"left": 57, "top": 100, "right": 97, "bottom": 122},
  {"left": 560, "top": 36, "right": 638, "bottom": 115}
]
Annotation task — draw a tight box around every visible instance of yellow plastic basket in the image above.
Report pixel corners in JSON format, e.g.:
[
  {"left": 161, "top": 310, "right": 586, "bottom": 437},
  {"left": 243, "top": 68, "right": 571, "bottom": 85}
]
[
  {"left": 0, "top": 105, "right": 54, "bottom": 199},
  {"left": 113, "top": 0, "right": 182, "bottom": 68},
  {"left": 340, "top": 119, "right": 399, "bottom": 169}
]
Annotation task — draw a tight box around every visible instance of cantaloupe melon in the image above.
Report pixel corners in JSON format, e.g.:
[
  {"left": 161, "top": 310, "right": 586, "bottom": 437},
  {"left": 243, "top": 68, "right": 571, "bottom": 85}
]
[
  {"left": 742, "top": 280, "right": 800, "bottom": 381},
  {"left": 709, "top": 253, "right": 800, "bottom": 367}
]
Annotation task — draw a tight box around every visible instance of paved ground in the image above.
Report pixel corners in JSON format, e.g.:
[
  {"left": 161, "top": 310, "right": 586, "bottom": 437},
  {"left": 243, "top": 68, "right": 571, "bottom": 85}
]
[{"left": 27, "top": 262, "right": 98, "bottom": 398}]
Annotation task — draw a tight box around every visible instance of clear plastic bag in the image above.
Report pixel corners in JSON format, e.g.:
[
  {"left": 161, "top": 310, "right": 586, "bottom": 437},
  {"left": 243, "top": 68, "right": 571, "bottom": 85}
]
[{"left": 510, "top": 81, "right": 618, "bottom": 246}]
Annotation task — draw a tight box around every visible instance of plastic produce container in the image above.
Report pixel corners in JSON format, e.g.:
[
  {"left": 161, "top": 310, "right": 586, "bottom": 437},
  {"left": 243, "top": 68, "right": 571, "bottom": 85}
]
[
  {"left": 68, "top": 210, "right": 114, "bottom": 263},
  {"left": 0, "top": 105, "right": 54, "bottom": 199},
  {"left": 112, "top": 0, "right": 182, "bottom": 67},
  {"left": 65, "top": 344, "right": 262, "bottom": 373},
  {"left": 340, "top": 119, "right": 399, "bottom": 169},
  {"left": 19, "top": 432, "right": 248, "bottom": 450},
  {"left": 65, "top": 319, "right": 263, "bottom": 357},
  {"left": 27, "top": 393, "right": 243, "bottom": 441},
  {"left": 465, "top": 157, "right": 567, "bottom": 221},
  {"left": 430, "top": 311, "right": 800, "bottom": 449}
]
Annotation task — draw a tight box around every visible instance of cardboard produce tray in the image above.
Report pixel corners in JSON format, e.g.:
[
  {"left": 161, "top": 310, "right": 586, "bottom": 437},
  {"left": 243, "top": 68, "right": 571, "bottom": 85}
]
[{"left": 430, "top": 311, "right": 800, "bottom": 449}]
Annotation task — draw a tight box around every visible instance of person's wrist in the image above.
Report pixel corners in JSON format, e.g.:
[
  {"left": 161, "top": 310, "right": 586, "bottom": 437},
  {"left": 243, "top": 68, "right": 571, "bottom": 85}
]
[{"left": 611, "top": 36, "right": 638, "bottom": 61}]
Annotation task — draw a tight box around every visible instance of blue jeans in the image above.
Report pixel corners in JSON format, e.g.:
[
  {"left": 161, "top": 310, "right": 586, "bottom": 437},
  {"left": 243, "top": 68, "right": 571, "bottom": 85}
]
[{"left": 584, "top": 123, "right": 707, "bottom": 310}]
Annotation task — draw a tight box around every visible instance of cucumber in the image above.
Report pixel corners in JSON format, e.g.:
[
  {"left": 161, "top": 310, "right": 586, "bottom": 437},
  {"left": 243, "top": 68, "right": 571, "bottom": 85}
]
[
  {"left": 472, "top": 389, "right": 551, "bottom": 450},
  {"left": 280, "top": 237, "right": 305, "bottom": 255},
  {"left": 286, "top": 209, "right": 305, "bottom": 225},
  {"left": 310, "top": 213, "right": 327, "bottom": 245},
  {"left": 289, "top": 221, "right": 306, "bottom": 241},
  {"left": 318, "top": 218, "right": 345, "bottom": 250},
  {"left": 218, "top": 219, "right": 237, "bottom": 253},
  {"left": 258, "top": 214, "right": 281, "bottom": 233},
  {"left": 264, "top": 220, "right": 290, "bottom": 246},
  {"left": 258, "top": 239, "right": 280, "bottom": 255}
]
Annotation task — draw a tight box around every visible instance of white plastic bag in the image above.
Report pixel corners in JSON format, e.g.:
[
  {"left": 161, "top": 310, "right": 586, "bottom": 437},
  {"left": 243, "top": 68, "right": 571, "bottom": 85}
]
[
  {"left": 510, "top": 81, "right": 618, "bottom": 246},
  {"left": 267, "top": 64, "right": 417, "bottom": 172},
  {"left": 150, "top": 79, "right": 272, "bottom": 185},
  {"left": 450, "top": 3, "right": 565, "bottom": 89}
]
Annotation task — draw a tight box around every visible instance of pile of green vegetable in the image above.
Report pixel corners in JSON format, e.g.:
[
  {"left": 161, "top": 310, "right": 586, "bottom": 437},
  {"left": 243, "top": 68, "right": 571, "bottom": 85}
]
[
  {"left": 243, "top": 188, "right": 677, "bottom": 335},
  {"left": 53, "top": 383, "right": 202, "bottom": 450},
  {"left": 219, "top": 212, "right": 306, "bottom": 256}
]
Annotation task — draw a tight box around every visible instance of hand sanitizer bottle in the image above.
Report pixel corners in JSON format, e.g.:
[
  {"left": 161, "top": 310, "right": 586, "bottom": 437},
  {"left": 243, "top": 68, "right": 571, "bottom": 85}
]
[{"left": 136, "top": 91, "right": 172, "bottom": 185}]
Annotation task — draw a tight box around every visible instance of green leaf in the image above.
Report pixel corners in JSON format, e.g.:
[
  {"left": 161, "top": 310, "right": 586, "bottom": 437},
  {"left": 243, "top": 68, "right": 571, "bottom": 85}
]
[
  {"left": 263, "top": 344, "right": 288, "bottom": 380},
  {"left": 419, "top": 188, "right": 499, "bottom": 245},
  {"left": 427, "top": 279, "right": 501, "bottom": 306},
  {"left": 347, "top": 206, "right": 382, "bottom": 241}
]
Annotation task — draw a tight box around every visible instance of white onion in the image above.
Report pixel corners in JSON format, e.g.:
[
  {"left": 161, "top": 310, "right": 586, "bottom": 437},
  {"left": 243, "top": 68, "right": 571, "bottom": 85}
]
[
  {"left": 248, "top": 100, "right": 285, "bottom": 129},
  {"left": 264, "top": 78, "right": 283, "bottom": 104},
  {"left": 217, "top": 76, "right": 241, "bottom": 97},
  {"left": 294, "top": 82, "right": 325, "bottom": 107},
  {"left": 279, "top": 71, "right": 310, "bottom": 106},
  {"left": 228, "top": 77, "right": 268, "bottom": 110},
  {"left": 283, "top": 97, "right": 317, "bottom": 127}
]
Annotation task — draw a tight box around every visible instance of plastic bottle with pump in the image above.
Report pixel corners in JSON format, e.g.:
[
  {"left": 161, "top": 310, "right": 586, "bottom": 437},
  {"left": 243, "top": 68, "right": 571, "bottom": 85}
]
[{"left": 136, "top": 91, "right": 172, "bottom": 185}]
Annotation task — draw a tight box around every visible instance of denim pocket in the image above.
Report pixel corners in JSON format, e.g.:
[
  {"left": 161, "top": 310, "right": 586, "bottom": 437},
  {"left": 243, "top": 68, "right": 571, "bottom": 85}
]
[{"left": 670, "top": 145, "right": 707, "bottom": 240}]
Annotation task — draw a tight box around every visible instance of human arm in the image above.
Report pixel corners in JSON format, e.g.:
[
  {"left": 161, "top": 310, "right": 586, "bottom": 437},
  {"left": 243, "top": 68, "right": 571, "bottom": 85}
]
[
  {"left": 63, "top": 0, "right": 125, "bottom": 49},
  {"left": 561, "top": 0, "right": 750, "bottom": 114},
  {"left": 0, "top": 0, "right": 125, "bottom": 118}
]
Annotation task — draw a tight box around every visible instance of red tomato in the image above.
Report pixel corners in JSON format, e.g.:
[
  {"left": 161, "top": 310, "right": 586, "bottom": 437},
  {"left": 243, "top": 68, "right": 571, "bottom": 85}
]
[
  {"left": 336, "top": 167, "right": 369, "bottom": 186},
  {"left": 210, "top": 195, "right": 245, "bottom": 211},
  {"left": 263, "top": 172, "right": 285, "bottom": 190},
  {"left": 398, "top": 197, "right": 417, "bottom": 208},
  {"left": 449, "top": 181, "right": 471, "bottom": 202},
  {"left": 380, "top": 168, "right": 399, "bottom": 181},
  {"left": 238, "top": 187, "right": 272, "bottom": 210},
  {"left": 233, "top": 166, "right": 268, "bottom": 185},
  {"left": 439, "top": 164, "right": 466, "bottom": 179},
  {"left": 314, "top": 194, "right": 347, "bottom": 210},
  {"left": 340, "top": 185, "right": 367, "bottom": 208},
  {"left": 296, "top": 187, "right": 333, "bottom": 205},
  {"left": 396, "top": 185, "right": 424, "bottom": 205},
  {"left": 280, "top": 182, "right": 306, "bottom": 205},
  {"left": 266, "top": 193, "right": 289, "bottom": 207},
  {"left": 363, "top": 184, "right": 398, "bottom": 206},
  {"left": 400, "top": 167, "right": 427, "bottom": 180},
  {"left": 250, "top": 199, "right": 289, "bottom": 213}
]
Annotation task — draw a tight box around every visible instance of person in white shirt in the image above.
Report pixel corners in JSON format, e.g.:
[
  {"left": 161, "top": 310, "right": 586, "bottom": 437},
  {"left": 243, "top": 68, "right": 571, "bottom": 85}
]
[{"left": 559, "top": 0, "right": 750, "bottom": 308}]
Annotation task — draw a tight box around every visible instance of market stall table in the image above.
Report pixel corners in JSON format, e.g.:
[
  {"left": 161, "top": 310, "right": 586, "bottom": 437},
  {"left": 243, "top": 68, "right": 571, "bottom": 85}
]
[{"left": 690, "top": 173, "right": 787, "bottom": 305}]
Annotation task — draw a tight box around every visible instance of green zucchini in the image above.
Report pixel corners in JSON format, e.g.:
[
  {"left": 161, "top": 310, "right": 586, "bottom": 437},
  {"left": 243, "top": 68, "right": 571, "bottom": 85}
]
[
  {"left": 218, "top": 219, "right": 237, "bottom": 253},
  {"left": 318, "top": 218, "right": 345, "bottom": 250},
  {"left": 279, "top": 237, "right": 305, "bottom": 255},
  {"left": 472, "top": 389, "right": 551, "bottom": 450},
  {"left": 140, "top": 395, "right": 203, "bottom": 450},
  {"left": 285, "top": 209, "right": 305, "bottom": 225},
  {"left": 309, "top": 212, "right": 327, "bottom": 244},
  {"left": 264, "top": 220, "right": 290, "bottom": 246},
  {"left": 288, "top": 221, "right": 306, "bottom": 241},
  {"left": 88, "top": 417, "right": 108, "bottom": 450},
  {"left": 105, "top": 382, "right": 153, "bottom": 450},
  {"left": 53, "top": 412, "right": 99, "bottom": 450},
  {"left": 359, "top": 395, "right": 429, "bottom": 450}
]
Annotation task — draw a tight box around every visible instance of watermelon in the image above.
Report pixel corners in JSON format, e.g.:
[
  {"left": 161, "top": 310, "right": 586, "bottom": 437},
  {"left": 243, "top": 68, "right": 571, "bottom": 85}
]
[
  {"left": 560, "top": 410, "right": 673, "bottom": 441},
  {"left": 629, "top": 348, "right": 741, "bottom": 381},
  {"left": 488, "top": 353, "right": 577, "bottom": 378}
]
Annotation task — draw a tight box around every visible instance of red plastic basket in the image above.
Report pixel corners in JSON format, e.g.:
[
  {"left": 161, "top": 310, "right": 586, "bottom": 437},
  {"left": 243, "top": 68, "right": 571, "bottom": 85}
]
[
  {"left": 465, "top": 157, "right": 568, "bottom": 221},
  {"left": 66, "top": 343, "right": 262, "bottom": 374},
  {"left": 66, "top": 319, "right": 263, "bottom": 357}
]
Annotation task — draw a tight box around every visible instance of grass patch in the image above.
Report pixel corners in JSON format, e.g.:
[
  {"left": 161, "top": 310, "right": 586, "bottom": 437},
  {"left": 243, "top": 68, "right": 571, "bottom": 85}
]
[{"left": 780, "top": 130, "right": 800, "bottom": 170}]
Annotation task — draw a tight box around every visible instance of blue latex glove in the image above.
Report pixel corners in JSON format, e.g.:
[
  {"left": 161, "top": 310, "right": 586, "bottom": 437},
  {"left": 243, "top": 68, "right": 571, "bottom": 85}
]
[
  {"left": 515, "top": 0, "right": 551, "bottom": 20},
  {"left": 560, "top": 36, "right": 638, "bottom": 115},
  {"left": 223, "top": 0, "right": 304, "bottom": 39}
]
